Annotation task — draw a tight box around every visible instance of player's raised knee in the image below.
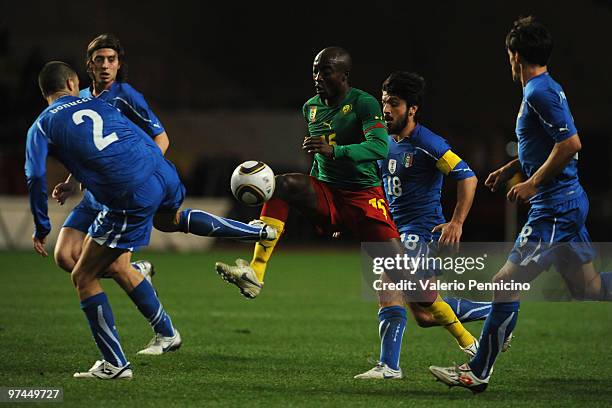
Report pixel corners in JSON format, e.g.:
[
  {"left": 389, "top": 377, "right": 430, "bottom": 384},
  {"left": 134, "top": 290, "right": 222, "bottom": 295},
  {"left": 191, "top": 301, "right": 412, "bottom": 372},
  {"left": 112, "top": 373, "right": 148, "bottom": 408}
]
[
  {"left": 274, "top": 173, "right": 311, "bottom": 201},
  {"left": 54, "top": 246, "right": 77, "bottom": 273}
]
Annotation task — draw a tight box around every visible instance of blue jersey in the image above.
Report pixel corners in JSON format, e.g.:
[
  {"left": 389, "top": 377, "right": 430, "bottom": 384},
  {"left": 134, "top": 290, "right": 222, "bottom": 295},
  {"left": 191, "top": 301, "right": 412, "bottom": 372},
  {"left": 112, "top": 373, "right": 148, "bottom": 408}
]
[
  {"left": 80, "top": 82, "right": 164, "bottom": 138},
  {"left": 379, "top": 124, "right": 475, "bottom": 234},
  {"left": 516, "top": 72, "right": 582, "bottom": 207},
  {"left": 25, "top": 95, "right": 163, "bottom": 237}
]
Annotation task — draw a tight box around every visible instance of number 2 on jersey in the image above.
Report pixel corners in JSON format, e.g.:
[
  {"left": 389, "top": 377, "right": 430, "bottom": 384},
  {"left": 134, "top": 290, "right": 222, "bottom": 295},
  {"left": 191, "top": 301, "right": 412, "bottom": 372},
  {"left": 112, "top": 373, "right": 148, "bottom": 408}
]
[{"left": 72, "top": 109, "right": 118, "bottom": 151}]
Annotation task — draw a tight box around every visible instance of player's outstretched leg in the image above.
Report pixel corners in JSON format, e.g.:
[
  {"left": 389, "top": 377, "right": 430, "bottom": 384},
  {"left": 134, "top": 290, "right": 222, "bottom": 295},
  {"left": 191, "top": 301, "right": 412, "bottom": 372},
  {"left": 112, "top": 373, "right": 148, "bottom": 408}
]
[
  {"left": 214, "top": 198, "right": 288, "bottom": 299},
  {"left": 174, "top": 208, "right": 277, "bottom": 241},
  {"left": 215, "top": 174, "right": 318, "bottom": 298}
]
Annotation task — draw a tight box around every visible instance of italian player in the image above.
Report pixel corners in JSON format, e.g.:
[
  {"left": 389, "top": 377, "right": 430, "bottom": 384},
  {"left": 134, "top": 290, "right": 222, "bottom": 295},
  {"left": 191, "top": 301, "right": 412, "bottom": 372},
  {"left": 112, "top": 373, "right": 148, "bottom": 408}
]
[
  {"left": 354, "top": 71, "right": 492, "bottom": 379},
  {"left": 216, "top": 47, "right": 477, "bottom": 378},
  {"left": 26, "top": 62, "right": 276, "bottom": 379},
  {"left": 53, "top": 34, "right": 165, "bottom": 282},
  {"left": 429, "top": 16, "right": 612, "bottom": 393}
]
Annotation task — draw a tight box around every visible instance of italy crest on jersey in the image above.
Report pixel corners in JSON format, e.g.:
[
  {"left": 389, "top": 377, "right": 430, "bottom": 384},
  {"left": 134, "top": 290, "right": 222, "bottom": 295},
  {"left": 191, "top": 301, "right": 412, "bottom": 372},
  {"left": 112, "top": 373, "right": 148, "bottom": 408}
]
[
  {"left": 403, "top": 153, "right": 414, "bottom": 168},
  {"left": 309, "top": 106, "right": 317, "bottom": 122},
  {"left": 388, "top": 159, "right": 397, "bottom": 174}
]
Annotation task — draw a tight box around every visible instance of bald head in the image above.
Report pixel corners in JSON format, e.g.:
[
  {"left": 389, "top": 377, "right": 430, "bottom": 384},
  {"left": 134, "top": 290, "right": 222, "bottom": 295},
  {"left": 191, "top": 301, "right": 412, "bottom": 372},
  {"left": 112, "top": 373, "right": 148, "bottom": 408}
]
[
  {"left": 312, "top": 47, "right": 352, "bottom": 104},
  {"left": 314, "top": 46, "right": 352, "bottom": 74}
]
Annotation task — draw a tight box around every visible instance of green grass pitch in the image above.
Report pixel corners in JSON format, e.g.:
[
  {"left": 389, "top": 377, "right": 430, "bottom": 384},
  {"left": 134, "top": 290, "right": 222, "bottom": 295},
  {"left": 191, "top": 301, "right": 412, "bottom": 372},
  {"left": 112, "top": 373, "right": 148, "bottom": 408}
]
[{"left": 1, "top": 249, "right": 611, "bottom": 407}]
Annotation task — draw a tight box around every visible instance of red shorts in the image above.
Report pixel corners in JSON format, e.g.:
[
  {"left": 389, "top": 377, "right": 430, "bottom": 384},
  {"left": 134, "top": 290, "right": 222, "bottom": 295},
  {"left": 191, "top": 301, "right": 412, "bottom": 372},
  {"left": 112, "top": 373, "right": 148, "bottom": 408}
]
[{"left": 309, "top": 177, "right": 400, "bottom": 242}]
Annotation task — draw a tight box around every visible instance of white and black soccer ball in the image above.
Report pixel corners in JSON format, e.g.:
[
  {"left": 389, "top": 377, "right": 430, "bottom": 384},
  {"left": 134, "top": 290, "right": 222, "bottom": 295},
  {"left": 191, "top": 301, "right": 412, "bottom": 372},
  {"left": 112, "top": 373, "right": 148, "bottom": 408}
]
[{"left": 230, "top": 161, "right": 276, "bottom": 206}]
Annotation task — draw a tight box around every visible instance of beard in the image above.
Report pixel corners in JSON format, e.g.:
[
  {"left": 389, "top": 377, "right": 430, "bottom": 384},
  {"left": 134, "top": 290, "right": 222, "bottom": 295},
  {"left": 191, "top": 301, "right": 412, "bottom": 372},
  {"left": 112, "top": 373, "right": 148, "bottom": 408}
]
[{"left": 388, "top": 111, "right": 409, "bottom": 135}]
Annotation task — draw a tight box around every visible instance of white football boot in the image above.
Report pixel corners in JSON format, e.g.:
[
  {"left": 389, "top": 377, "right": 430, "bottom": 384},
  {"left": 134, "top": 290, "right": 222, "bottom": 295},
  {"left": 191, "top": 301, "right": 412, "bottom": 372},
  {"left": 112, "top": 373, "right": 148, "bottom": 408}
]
[
  {"left": 137, "top": 330, "right": 182, "bottom": 355},
  {"left": 460, "top": 337, "right": 479, "bottom": 358},
  {"left": 429, "top": 363, "right": 489, "bottom": 394},
  {"left": 73, "top": 360, "right": 133, "bottom": 380},
  {"left": 354, "top": 363, "right": 403, "bottom": 379},
  {"left": 132, "top": 260, "right": 155, "bottom": 285},
  {"left": 249, "top": 219, "right": 277, "bottom": 241},
  {"left": 215, "top": 258, "right": 263, "bottom": 299}
]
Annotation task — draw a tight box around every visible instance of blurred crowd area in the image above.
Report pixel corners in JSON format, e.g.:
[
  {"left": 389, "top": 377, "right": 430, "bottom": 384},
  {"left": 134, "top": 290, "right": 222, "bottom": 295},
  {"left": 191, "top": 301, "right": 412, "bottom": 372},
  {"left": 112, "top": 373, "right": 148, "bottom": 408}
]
[{"left": 1, "top": 0, "right": 611, "bottom": 242}]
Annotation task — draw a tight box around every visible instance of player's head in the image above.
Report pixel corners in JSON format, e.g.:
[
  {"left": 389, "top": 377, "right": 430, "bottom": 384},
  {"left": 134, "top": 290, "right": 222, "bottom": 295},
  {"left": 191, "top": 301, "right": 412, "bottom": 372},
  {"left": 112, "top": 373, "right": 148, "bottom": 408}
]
[
  {"left": 86, "top": 33, "right": 127, "bottom": 88},
  {"left": 505, "top": 16, "right": 553, "bottom": 82},
  {"left": 312, "top": 46, "right": 352, "bottom": 100},
  {"left": 38, "top": 61, "right": 80, "bottom": 101},
  {"left": 381, "top": 71, "right": 425, "bottom": 134}
]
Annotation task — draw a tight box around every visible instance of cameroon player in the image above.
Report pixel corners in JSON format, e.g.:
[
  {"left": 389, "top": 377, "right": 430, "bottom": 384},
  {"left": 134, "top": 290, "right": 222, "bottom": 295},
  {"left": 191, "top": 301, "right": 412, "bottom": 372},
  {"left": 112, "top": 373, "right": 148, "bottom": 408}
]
[{"left": 216, "top": 47, "right": 478, "bottom": 378}]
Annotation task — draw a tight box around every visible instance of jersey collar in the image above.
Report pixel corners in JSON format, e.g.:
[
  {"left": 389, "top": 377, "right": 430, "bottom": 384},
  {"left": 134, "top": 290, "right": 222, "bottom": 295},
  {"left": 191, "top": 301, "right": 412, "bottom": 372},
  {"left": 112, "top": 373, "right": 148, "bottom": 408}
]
[{"left": 391, "top": 123, "right": 421, "bottom": 144}]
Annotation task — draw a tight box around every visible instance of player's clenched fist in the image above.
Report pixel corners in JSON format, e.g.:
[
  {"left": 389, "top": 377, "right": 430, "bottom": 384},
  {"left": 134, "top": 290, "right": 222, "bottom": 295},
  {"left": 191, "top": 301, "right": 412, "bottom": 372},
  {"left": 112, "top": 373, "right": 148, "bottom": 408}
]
[
  {"left": 303, "top": 136, "right": 334, "bottom": 158},
  {"left": 52, "top": 175, "right": 80, "bottom": 205},
  {"left": 485, "top": 166, "right": 513, "bottom": 192}
]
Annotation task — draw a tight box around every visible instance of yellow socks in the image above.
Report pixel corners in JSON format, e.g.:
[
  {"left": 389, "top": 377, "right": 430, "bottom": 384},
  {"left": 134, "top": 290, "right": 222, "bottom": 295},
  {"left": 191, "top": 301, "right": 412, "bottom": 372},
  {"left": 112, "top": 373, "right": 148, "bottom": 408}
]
[
  {"left": 250, "top": 216, "right": 285, "bottom": 282},
  {"left": 423, "top": 295, "right": 475, "bottom": 347}
]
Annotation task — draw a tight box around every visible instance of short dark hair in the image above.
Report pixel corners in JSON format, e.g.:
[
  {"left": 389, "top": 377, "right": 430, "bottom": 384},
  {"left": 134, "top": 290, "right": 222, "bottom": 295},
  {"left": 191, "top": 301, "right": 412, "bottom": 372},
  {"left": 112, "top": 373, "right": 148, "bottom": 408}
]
[
  {"left": 382, "top": 71, "right": 426, "bottom": 120},
  {"left": 505, "top": 16, "right": 553, "bottom": 66},
  {"left": 38, "top": 61, "right": 77, "bottom": 97},
  {"left": 86, "top": 33, "right": 127, "bottom": 81}
]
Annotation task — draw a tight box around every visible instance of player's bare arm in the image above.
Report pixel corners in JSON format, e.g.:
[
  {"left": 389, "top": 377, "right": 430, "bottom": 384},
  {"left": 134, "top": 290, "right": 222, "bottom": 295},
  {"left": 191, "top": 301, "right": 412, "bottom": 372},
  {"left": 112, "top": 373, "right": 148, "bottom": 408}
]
[
  {"left": 433, "top": 175, "right": 478, "bottom": 246},
  {"left": 154, "top": 131, "right": 170, "bottom": 155},
  {"left": 52, "top": 174, "right": 80, "bottom": 205},
  {"left": 507, "top": 134, "right": 581, "bottom": 203},
  {"left": 485, "top": 158, "right": 522, "bottom": 192}
]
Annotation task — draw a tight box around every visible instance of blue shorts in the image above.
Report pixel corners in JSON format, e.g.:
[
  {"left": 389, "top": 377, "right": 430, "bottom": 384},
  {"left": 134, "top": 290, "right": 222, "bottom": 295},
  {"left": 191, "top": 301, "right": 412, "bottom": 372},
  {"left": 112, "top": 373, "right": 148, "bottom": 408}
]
[
  {"left": 398, "top": 224, "right": 442, "bottom": 278},
  {"left": 508, "top": 192, "right": 594, "bottom": 269},
  {"left": 63, "top": 190, "right": 105, "bottom": 233},
  {"left": 87, "top": 159, "right": 186, "bottom": 251}
]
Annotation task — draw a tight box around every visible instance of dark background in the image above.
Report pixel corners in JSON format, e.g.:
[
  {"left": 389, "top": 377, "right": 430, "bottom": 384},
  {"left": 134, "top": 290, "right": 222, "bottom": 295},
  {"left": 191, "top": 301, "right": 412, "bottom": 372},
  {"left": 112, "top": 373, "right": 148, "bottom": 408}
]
[{"left": 1, "top": 0, "right": 611, "bottom": 242}]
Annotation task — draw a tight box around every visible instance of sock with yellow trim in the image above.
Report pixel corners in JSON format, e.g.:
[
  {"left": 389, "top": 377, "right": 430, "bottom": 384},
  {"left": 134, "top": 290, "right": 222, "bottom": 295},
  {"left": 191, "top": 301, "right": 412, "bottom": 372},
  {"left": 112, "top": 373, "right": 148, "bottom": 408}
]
[
  {"left": 251, "top": 198, "right": 288, "bottom": 282},
  {"left": 422, "top": 295, "right": 475, "bottom": 348}
]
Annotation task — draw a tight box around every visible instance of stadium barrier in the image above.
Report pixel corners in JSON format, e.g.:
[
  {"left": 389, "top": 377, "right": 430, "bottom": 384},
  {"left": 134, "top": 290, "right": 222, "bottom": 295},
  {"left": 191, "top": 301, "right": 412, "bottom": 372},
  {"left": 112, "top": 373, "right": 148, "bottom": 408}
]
[{"left": 0, "top": 195, "right": 231, "bottom": 252}]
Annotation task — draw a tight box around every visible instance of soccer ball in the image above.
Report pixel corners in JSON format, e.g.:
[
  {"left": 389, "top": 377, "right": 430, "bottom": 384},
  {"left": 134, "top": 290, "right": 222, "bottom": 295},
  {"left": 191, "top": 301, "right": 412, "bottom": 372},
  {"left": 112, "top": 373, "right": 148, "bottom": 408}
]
[{"left": 230, "top": 161, "right": 275, "bottom": 206}]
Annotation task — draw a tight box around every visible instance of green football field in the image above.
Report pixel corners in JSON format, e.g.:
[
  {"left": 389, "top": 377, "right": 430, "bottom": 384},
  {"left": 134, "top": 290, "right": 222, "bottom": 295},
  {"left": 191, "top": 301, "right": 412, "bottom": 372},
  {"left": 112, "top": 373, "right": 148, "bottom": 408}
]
[{"left": 1, "top": 248, "right": 611, "bottom": 407}]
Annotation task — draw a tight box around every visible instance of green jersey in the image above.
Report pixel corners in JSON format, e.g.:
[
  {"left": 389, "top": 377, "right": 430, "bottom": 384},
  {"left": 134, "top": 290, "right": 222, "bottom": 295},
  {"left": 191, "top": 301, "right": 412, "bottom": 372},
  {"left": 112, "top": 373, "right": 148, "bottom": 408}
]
[{"left": 303, "top": 87, "right": 388, "bottom": 189}]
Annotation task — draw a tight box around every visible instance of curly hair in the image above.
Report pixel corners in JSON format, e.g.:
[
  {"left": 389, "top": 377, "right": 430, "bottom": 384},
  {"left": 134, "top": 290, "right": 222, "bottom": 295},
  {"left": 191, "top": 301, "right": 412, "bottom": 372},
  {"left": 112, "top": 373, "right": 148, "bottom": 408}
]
[{"left": 382, "top": 71, "right": 426, "bottom": 121}]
